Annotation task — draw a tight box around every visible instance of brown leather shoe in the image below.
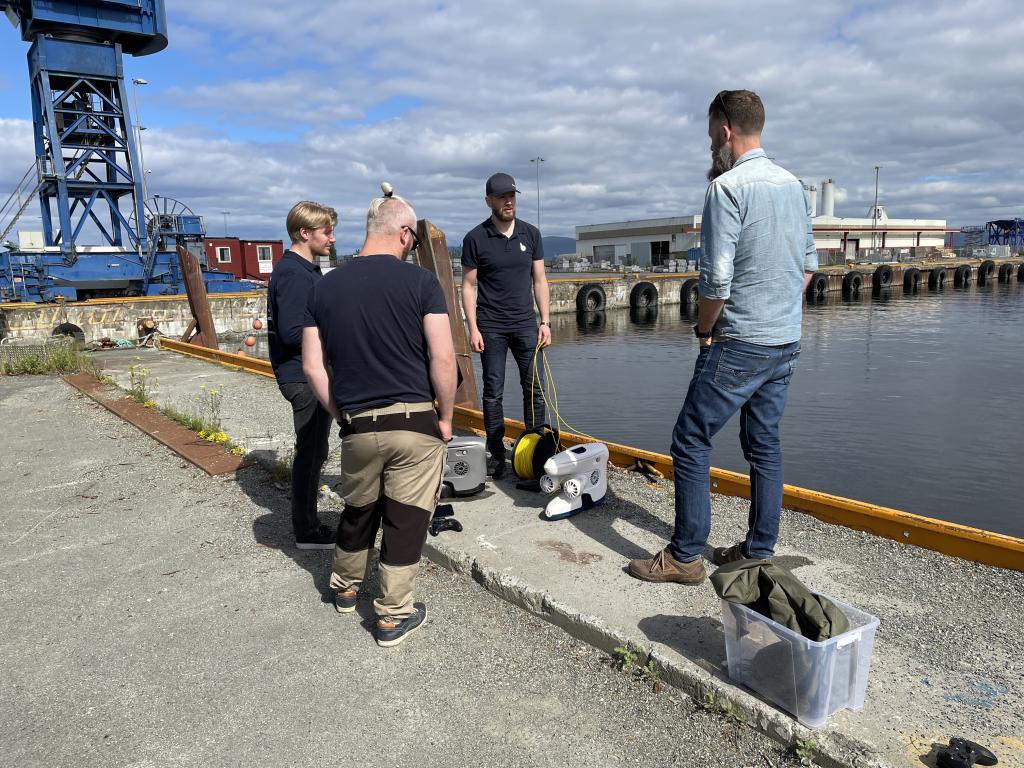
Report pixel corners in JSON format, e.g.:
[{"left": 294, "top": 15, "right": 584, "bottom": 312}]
[
  {"left": 711, "top": 542, "right": 753, "bottom": 566},
  {"left": 627, "top": 548, "right": 706, "bottom": 584}
]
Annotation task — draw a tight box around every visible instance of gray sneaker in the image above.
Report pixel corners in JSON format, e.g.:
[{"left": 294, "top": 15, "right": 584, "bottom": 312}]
[{"left": 376, "top": 602, "right": 427, "bottom": 647}]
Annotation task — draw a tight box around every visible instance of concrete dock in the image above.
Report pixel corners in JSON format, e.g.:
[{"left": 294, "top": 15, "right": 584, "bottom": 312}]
[{"left": 5, "top": 347, "right": 1023, "bottom": 768}]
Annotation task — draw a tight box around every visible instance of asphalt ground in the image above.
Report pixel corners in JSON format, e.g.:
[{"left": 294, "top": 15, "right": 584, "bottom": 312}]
[
  {"left": 38, "top": 347, "right": 1024, "bottom": 768},
  {"left": 0, "top": 374, "right": 806, "bottom": 768}
]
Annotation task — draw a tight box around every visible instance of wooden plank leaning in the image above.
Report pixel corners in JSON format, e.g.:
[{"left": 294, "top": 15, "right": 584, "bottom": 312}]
[
  {"left": 415, "top": 220, "right": 479, "bottom": 409},
  {"left": 176, "top": 245, "right": 219, "bottom": 350}
]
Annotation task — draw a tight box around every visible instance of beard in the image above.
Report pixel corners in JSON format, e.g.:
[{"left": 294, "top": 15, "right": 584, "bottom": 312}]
[{"left": 706, "top": 145, "right": 734, "bottom": 181}]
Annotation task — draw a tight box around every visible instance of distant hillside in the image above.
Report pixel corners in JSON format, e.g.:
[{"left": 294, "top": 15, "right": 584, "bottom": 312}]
[{"left": 543, "top": 236, "right": 576, "bottom": 258}]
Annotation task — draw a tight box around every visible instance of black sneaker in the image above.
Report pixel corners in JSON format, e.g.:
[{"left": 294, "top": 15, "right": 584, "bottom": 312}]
[
  {"left": 487, "top": 455, "right": 506, "bottom": 479},
  {"left": 376, "top": 602, "right": 427, "bottom": 647},
  {"left": 334, "top": 588, "right": 358, "bottom": 613},
  {"left": 296, "top": 524, "right": 335, "bottom": 550}
]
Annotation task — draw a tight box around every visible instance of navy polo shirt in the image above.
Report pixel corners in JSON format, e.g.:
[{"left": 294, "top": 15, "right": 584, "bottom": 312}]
[
  {"left": 303, "top": 255, "right": 448, "bottom": 413},
  {"left": 461, "top": 217, "right": 544, "bottom": 332},
  {"left": 268, "top": 250, "right": 322, "bottom": 385}
]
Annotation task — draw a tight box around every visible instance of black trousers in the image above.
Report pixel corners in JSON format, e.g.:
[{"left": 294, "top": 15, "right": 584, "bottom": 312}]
[
  {"left": 279, "top": 382, "right": 332, "bottom": 538},
  {"left": 480, "top": 327, "right": 545, "bottom": 459}
]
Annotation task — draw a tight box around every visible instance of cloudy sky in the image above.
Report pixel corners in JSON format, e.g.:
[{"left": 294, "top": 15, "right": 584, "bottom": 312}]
[{"left": 1, "top": 1, "right": 1022, "bottom": 253}]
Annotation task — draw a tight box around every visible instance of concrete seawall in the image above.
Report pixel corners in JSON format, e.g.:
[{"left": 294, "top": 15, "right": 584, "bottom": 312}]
[{"left": 0, "top": 292, "right": 266, "bottom": 343}]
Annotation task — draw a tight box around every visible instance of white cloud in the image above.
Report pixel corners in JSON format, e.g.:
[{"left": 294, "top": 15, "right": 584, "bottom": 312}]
[{"left": 2, "top": 0, "right": 1023, "bottom": 253}]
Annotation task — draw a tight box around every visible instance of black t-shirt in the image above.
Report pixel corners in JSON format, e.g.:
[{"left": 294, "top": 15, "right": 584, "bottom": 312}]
[
  {"left": 461, "top": 218, "right": 543, "bottom": 331},
  {"left": 268, "top": 250, "right": 322, "bottom": 385},
  {"left": 303, "top": 255, "right": 448, "bottom": 413}
]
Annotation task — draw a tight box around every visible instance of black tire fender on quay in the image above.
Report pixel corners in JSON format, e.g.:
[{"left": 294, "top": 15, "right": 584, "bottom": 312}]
[
  {"left": 841, "top": 270, "right": 864, "bottom": 298},
  {"left": 903, "top": 267, "right": 921, "bottom": 292},
  {"left": 873, "top": 264, "right": 893, "bottom": 290},
  {"left": 977, "top": 259, "right": 995, "bottom": 283},
  {"left": 628, "top": 281, "right": 659, "bottom": 308},
  {"left": 997, "top": 263, "right": 1014, "bottom": 283},
  {"left": 575, "top": 283, "right": 607, "bottom": 312},
  {"left": 928, "top": 267, "right": 948, "bottom": 289},
  {"left": 954, "top": 264, "right": 972, "bottom": 287},
  {"left": 680, "top": 278, "right": 700, "bottom": 306},
  {"left": 806, "top": 271, "right": 829, "bottom": 301}
]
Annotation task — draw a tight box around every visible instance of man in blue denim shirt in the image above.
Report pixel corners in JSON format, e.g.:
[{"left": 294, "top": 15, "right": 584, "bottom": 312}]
[{"left": 629, "top": 90, "right": 817, "bottom": 585}]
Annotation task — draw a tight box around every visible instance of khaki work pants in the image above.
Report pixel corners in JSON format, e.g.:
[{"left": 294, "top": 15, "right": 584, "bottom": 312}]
[{"left": 329, "top": 402, "right": 446, "bottom": 620}]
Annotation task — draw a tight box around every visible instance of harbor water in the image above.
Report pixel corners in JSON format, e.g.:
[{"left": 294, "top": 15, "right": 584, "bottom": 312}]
[{"left": 473, "top": 281, "right": 1024, "bottom": 539}]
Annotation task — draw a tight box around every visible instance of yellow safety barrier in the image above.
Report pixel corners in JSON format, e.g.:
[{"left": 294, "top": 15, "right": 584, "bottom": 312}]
[{"left": 157, "top": 340, "right": 1024, "bottom": 572}]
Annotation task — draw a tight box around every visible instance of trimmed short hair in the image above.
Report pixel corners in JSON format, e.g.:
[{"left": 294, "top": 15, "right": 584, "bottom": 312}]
[
  {"left": 286, "top": 201, "right": 337, "bottom": 243},
  {"left": 708, "top": 89, "right": 765, "bottom": 135},
  {"left": 365, "top": 184, "right": 417, "bottom": 236}
]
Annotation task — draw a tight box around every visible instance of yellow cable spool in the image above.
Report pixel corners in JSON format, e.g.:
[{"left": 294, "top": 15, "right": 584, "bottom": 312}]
[
  {"left": 511, "top": 425, "right": 560, "bottom": 481},
  {"left": 511, "top": 342, "right": 604, "bottom": 484}
]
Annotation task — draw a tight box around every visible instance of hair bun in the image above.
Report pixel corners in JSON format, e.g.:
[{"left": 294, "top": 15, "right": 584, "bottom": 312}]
[{"left": 381, "top": 181, "right": 394, "bottom": 198}]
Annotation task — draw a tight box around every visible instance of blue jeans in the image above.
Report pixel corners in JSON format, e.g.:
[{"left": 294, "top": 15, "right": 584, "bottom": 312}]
[
  {"left": 480, "top": 327, "right": 545, "bottom": 459},
  {"left": 668, "top": 338, "right": 801, "bottom": 562}
]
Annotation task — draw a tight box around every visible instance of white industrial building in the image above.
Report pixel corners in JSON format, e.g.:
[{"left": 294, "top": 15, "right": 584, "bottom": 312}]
[{"left": 574, "top": 179, "right": 956, "bottom": 267}]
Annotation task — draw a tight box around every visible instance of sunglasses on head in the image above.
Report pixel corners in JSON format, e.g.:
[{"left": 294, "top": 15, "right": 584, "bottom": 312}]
[{"left": 713, "top": 91, "right": 732, "bottom": 128}]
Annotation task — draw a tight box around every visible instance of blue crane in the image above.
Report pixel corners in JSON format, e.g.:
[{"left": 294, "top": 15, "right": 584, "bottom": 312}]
[{"left": 0, "top": 0, "right": 255, "bottom": 301}]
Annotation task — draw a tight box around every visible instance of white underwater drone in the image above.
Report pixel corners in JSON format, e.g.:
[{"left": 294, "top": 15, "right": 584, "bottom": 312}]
[{"left": 538, "top": 443, "right": 609, "bottom": 520}]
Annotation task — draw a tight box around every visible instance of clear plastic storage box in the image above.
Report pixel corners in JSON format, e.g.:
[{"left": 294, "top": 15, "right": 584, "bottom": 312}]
[{"left": 720, "top": 595, "right": 879, "bottom": 728}]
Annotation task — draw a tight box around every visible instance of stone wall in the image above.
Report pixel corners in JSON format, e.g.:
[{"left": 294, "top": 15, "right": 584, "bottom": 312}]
[{"left": 0, "top": 293, "right": 267, "bottom": 342}]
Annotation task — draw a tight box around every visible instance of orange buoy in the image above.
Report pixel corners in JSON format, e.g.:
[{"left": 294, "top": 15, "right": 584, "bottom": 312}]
[
  {"left": 244, "top": 335, "right": 257, "bottom": 347},
  {"left": 252, "top": 318, "right": 263, "bottom": 330},
  {"left": 237, "top": 348, "right": 246, "bottom": 356}
]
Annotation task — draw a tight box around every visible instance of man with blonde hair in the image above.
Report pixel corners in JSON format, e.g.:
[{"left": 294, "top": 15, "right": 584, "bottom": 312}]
[
  {"left": 303, "top": 184, "right": 456, "bottom": 647},
  {"left": 269, "top": 200, "right": 338, "bottom": 550}
]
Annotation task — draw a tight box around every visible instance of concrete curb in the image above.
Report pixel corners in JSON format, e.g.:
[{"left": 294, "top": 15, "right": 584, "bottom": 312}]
[
  {"left": 217, "top": 447, "right": 888, "bottom": 768},
  {"left": 422, "top": 538, "right": 891, "bottom": 768}
]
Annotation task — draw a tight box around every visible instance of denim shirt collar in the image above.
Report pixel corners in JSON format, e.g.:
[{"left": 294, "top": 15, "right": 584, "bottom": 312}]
[{"left": 733, "top": 148, "right": 767, "bottom": 167}]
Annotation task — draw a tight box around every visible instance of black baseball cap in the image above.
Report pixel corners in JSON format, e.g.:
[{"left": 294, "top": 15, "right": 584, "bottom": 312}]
[{"left": 486, "top": 172, "right": 519, "bottom": 196}]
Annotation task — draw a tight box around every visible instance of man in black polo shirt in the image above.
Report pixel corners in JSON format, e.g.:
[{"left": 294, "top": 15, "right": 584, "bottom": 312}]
[
  {"left": 303, "top": 186, "right": 456, "bottom": 648},
  {"left": 461, "top": 172, "right": 551, "bottom": 478},
  {"left": 268, "top": 200, "right": 337, "bottom": 550}
]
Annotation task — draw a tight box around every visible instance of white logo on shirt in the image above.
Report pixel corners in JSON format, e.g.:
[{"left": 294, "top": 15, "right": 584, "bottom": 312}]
[{"left": 520, "top": 243, "right": 527, "bottom": 252}]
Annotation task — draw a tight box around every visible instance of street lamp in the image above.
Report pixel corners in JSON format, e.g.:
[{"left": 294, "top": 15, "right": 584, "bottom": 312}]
[
  {"left": 872, "top": 165, "right": 881, "bottom": 252},
  {"left": 530, "top": 156, "right": 545, "bottom": 231},
  {"left": 131, "top": 78, "right": 149, "bottom": 203},
  {"left": 221, "top": 210, "right": 230, "bottom": 237}
]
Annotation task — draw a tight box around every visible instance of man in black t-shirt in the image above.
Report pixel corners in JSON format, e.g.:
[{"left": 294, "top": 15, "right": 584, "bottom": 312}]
[
  {"left": 267, "top": 201, "right": 337, "bottom": 550},
  {"left": 303, "top": 186, "right": 456, "bottom": 648},
  {"left": 461, "top": 172, "right": 551, "bottom": 478}
]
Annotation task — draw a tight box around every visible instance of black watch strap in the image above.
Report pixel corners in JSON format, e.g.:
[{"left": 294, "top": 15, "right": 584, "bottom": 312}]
[{"left": 694, "top": 326, "right": 713, "bottom": 339}]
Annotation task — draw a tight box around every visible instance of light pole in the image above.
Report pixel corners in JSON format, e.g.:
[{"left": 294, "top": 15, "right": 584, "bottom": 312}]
[
  {"left": 131, "top": 78, "right": 149, "bottom": 203},
  {"left": 221, "top": 210, "right": 230, "bottom": 237},
  {"left": 872, "top": 165, "right": 881, "bottom": 252},
  {"left": 530, "top": 156, "right": 544, "bottom": 230}
]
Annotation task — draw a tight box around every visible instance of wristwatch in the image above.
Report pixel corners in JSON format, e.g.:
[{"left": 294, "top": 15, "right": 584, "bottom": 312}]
[
  {"left": 694, "top": 326, "right": 712, "bottom": 339},
  {"left": 540, "top": 321, "right": 550, "bottom": 327}
]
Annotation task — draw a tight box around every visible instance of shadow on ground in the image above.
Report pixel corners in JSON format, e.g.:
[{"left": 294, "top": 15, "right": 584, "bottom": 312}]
[{"left": 638, "top": 613, "right": 727, "bottom": 674}]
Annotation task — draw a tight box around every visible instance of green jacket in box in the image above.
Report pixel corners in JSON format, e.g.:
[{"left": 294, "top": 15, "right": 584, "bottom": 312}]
[{"left": 710, "top": 560, "right": 849, "bottom": 641}]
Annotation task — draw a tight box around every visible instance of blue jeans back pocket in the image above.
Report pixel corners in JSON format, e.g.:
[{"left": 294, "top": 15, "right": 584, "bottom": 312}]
[{"left": 713, "top": 346, "right": 772, "bottom": 391}]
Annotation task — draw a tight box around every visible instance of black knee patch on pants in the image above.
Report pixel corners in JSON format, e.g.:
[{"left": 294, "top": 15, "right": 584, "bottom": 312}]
[
  {"left": 379, "top": 497, "right": 432, "bottom": 567},
  {"left": 336, "top": 499, "right": 383, "bottom": 552}
]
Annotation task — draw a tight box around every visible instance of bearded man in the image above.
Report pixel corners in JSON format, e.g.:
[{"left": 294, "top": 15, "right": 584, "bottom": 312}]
[{"left": 628, "top": 89, "right": 818, "bottom": 585}]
